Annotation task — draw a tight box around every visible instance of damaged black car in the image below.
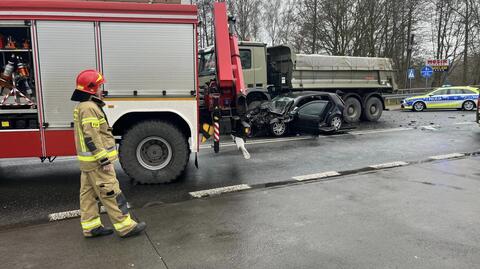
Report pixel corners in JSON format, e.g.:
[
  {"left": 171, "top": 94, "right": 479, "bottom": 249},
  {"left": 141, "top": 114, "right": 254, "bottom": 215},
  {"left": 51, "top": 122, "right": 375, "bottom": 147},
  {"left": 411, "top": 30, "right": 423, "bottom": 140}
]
[{"left": 246, "top": 92, "right": 345, "bottom": 137}]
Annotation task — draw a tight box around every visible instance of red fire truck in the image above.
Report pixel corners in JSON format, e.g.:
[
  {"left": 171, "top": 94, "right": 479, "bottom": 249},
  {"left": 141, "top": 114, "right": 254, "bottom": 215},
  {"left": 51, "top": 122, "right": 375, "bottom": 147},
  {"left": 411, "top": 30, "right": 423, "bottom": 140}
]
[{"left": 0, "top": 0, "right": 249, "bottom": 183}]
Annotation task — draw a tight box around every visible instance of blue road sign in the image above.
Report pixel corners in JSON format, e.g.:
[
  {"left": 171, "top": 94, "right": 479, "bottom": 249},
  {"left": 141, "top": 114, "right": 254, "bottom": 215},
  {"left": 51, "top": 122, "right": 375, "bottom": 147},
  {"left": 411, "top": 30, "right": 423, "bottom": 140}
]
[
  {"left": 407, "top": 68, "right": 415, "bottom": 79},
  {"left": 421, "top": 66, "right": 433, "bottom": 78}
]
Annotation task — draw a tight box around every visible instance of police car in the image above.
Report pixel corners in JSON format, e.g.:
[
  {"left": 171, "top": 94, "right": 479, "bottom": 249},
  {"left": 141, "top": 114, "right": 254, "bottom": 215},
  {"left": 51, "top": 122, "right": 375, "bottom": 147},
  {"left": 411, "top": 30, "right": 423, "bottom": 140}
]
[{"left": 401, "top": 86, "right": 479, "bottom": 112}]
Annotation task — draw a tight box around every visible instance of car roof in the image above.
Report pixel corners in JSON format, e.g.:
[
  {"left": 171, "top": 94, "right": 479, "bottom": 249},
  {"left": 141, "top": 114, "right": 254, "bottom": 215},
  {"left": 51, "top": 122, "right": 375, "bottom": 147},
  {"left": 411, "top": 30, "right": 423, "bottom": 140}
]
[{"left": 434, "top": 86, "right": 479, "bottom": 91}]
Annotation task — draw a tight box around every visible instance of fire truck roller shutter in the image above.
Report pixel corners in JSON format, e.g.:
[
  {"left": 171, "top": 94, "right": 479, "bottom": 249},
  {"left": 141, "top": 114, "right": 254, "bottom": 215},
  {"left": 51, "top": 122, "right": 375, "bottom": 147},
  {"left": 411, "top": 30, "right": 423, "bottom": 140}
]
[
  {"left": 100, "top": 22, "right": 195, "bottom": 97},
  {"left": 36, "top": 21, "right": 97, "bottom": 128}
]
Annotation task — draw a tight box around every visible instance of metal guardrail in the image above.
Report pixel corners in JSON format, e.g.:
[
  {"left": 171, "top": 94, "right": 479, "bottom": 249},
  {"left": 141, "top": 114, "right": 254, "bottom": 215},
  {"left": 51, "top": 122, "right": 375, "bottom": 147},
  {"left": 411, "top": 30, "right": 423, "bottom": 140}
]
[
  {"left": 384, "top": 88, "right": 432, "bottom": 101},
  {"left": 385, "top": 85, "right": 480, "bottom": 101}
]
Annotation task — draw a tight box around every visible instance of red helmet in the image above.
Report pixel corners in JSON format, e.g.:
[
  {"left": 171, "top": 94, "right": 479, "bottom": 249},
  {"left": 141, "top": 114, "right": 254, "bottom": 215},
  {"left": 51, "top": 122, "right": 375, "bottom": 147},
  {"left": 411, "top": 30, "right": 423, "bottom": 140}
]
[{"left": 75, "top": 69, "right": 105, "bottom": 95}]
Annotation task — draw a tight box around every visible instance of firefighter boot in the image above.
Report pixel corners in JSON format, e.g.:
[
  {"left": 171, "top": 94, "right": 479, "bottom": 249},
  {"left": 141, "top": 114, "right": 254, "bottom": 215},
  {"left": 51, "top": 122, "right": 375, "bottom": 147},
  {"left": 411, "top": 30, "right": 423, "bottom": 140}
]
[
  {"left": 85, "top": 226, "right": 114, "bottom": 238},
  {"left": 120, "top": 222, "right": 147, "bottom": 238}
]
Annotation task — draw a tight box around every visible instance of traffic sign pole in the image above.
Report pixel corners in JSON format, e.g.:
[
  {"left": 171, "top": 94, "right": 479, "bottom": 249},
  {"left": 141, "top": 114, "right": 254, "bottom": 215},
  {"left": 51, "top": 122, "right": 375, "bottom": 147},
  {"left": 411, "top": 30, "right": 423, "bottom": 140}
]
[
  {"left": 421, "top": 65, "right": 433, "bottom": 89},
  {"left": 407, "top": 68, "right": 415, "bottom": 89}
]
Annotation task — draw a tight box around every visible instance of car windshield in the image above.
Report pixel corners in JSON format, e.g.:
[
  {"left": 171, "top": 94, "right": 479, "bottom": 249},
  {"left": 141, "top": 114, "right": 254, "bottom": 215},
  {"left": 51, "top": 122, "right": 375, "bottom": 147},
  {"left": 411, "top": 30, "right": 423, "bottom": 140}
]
[
  {"left": 269, "top": 96, "right": 295, "bottom": 113},
  {"left": 426, "top": 88, "right": 442, "bottom": 95}
]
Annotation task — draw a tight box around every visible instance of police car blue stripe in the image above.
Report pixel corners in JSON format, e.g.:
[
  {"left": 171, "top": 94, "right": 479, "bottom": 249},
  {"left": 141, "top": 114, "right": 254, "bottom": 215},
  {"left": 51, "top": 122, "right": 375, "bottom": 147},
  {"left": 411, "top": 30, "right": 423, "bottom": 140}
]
[{"left": 404, "top": 93, "right": 479, "bottom": 106}]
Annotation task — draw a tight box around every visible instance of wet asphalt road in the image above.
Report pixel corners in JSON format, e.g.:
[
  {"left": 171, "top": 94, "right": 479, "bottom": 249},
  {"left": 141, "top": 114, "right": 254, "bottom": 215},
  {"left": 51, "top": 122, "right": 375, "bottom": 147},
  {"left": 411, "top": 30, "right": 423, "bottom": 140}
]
[{"left": 0, "top": 109, "right": 479, "bottom": 229}]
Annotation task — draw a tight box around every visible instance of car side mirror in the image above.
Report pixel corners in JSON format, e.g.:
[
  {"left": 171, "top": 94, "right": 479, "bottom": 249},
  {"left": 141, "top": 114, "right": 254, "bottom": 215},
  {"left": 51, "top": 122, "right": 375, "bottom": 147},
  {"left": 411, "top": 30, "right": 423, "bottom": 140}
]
[
  {"left": 289, "top": 107, "right": 299, "bottom": 116},
  {"left": 429, "top": 94, "right": 434, "bottom": 97}
]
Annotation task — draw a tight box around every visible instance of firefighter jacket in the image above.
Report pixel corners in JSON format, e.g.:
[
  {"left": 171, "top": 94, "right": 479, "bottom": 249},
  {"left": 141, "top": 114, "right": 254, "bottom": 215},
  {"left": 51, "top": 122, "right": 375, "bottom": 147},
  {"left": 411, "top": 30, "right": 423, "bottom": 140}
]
[{"left": 73, "top": 97, "right": 118, "bottom": 172}]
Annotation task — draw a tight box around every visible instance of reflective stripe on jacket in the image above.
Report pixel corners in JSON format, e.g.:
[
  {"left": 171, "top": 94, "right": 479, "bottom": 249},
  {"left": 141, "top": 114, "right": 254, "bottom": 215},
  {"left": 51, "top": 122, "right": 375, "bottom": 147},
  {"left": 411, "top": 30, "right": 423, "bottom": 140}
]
[{"left": 73, "top": 99, "right": 118, "bottom": 172}]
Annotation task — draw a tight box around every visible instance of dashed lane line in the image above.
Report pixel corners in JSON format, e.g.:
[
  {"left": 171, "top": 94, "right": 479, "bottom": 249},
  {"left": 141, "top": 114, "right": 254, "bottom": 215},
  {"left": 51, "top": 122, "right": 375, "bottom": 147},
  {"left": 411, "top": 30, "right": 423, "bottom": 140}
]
[
  {"left": 48, "top": 210, "right": 81, "bottom": 221},
  {"left": 200, "top": 127, "right": 415, "bottom": 150},
  {"left": 454, "top": 122, "right": 476, "bottom": 125},
  {"left": 293, "top": 171, "right": 340, "bottom": 181},
  {"left": 369, "top": 161, "right": 409, "bottom": 169},
  {"left": 46, "top": 150, "right": 480, "bottom": 223},
  {"left": 348, "top": 127, "right": 413, "bottom": 135},
  {"left": 420, "top": 125, "right": 440, "bottom": 131},
  {"left": 429, "top": 153, "right": 465, "bottom": 160},
  {"left": 199, "top": 136, "right": 313, "bottom": 149},
  {"left": 48, "top": 203, "right": 131, "bottom": 222},
  {"left": 189, "top": 184, "right": 252, "bottom": 198}
]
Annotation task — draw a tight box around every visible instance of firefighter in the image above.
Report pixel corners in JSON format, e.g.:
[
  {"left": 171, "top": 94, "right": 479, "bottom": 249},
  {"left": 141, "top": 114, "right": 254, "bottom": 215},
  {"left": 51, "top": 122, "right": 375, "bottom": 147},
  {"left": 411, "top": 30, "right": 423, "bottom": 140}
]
[{"left": 71, "top": 69, "right": 146, "bottom": 238}]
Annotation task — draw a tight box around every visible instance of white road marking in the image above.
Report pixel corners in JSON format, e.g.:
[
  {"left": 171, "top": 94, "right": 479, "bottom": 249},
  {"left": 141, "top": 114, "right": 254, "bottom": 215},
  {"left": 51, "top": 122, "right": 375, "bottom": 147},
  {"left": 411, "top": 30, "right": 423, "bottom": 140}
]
[
  {"left": 420, "top": 125, "right": 440, "bottom": 131},
  {"left": 454, "top": 122, "right": 475, "bottom": 125},
  {"left": 293, "top": 171, "right": 340, "bottom": 181},
  {"left": 349, "top": 127, "right": 413, "bottom": 135},
  {"left": 429, "top": 153, "right": 465, "bottom": 160},
  {"left": 48, "top": 203, "right": 131, "bottom": 222},
  {"left": 200, "top": 127, "right": 416, "bottom": 150},
  {"left": 48, "top": 210, "right": 81, "bottom": 221},
  {"left": 369, "top": 161, "right": 409, "bottom": 169},
  {"left": 199, "top": 136, "right": 313, "bottom": 149},
  {"left": 189, "top": 184, "right": 252, "bottom": 198}
]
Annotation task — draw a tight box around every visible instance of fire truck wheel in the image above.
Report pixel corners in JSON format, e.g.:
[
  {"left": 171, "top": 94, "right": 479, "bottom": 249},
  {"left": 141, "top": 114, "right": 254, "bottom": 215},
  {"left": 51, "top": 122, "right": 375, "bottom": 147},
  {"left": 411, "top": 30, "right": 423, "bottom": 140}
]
[
  {"left": 363, "top": 96, "right": 383, "bottom": 122},
  {"left": 119, "top": 121, "right": 189, "bottom": 184}
]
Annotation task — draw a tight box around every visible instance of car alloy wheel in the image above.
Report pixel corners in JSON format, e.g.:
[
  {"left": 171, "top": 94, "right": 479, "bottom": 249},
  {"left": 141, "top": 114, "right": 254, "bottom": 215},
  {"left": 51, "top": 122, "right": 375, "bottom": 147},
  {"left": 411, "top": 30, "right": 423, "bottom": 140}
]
[
  {"left": 330, "top": 116, "right": 342, "bottom": 131},
  {"left": 463, "top": 101, "right": 475, "bottom": 111},
  {"left": 413, "top": 102, "right": 425, "bottom": 112},
  {"left": 271, "top": 121, "right": 287, "bottom": 137}
]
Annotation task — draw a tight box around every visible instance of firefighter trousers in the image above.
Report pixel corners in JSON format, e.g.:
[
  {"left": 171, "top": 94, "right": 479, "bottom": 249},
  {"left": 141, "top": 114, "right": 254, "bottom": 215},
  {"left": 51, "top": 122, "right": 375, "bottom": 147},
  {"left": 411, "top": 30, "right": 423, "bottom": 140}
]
[{"left": 80, "top": 167, "right": 137, "bottom": 237}]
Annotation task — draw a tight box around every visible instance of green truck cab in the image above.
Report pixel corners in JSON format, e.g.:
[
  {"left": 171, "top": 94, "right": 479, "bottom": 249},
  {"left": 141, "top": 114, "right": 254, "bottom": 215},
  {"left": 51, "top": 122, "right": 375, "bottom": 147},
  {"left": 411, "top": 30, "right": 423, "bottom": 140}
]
[{"left": 199, "top": 41, "right": 397, "bottom": 123}]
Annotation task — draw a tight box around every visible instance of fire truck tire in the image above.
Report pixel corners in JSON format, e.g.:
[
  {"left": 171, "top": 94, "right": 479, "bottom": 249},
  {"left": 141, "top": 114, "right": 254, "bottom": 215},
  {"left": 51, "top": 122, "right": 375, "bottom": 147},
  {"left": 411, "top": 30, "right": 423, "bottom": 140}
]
[{"left": 119, "top": 120, "right": 189, "bottom": 184}]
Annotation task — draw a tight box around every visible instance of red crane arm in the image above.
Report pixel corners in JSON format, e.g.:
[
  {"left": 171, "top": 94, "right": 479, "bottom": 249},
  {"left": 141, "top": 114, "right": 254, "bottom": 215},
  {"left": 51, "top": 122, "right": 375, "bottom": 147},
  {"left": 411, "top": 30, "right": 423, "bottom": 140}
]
[{"left": 213, "top": 2, "right": 245, "bottom": 96}]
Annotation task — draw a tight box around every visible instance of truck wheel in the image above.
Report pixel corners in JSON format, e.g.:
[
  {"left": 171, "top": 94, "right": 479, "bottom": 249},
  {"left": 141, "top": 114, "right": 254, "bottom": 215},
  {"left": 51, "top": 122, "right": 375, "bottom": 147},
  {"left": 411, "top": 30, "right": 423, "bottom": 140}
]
[
  {"left": 119, "top": 120, "right": 189, "bottom": 184},
  {"left": 343, "top": 97, "right": 362, "bottom": 123},
  {"left": 363, "top": 97, "right": 383, "bottom": 122}
]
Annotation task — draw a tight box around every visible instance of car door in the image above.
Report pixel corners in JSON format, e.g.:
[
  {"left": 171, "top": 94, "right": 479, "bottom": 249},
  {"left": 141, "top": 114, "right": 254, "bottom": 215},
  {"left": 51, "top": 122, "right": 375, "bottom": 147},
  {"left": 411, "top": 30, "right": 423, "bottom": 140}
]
[
  {"left": 427, "top": 89, "right": 448, "bottom": 108},
  {"left": 292, "top": 100, "right": 329, "bottom": 134},
  {"left": 450, "top": 89, "right": 465, "bottom": 108},
  {"left": 463, "top": 89, "right": 479, "bottom": 102}
]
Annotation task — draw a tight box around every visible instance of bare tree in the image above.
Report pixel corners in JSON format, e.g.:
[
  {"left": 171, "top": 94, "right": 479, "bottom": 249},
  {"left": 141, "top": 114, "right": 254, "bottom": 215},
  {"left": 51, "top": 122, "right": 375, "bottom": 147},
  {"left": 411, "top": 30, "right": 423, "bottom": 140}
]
[
  {"left": 317, "top": 0, "right": 356, "bottom": 55},
  {"left": 262, "top": 0, "right": 281, "bottom": 45},
  {"left": 262, "top": 0, "right": 299, "bottom": 46},
  {"left": 227, "top": 0, "right": 263, "bottom": 41},
  {"left": 193, "top": 0, "right": 478, "bottom": 87},
  {"left": 195, "top": 0, "right": 214, "bottom": 48},
  {"left": 453, "top": 0, "right": 477, "bottom": 84},
  {"left": 296, "top": 0, "right": 321, "bottom": 53},
  {"left": 277, "top": 0, "right": 299, "bottom": 46},
  {"left": 429, "top": 0, "right": 465, "bottom": 86},
  {"left": 470, "top": 0, "right": 480, "bottom": 84}
]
